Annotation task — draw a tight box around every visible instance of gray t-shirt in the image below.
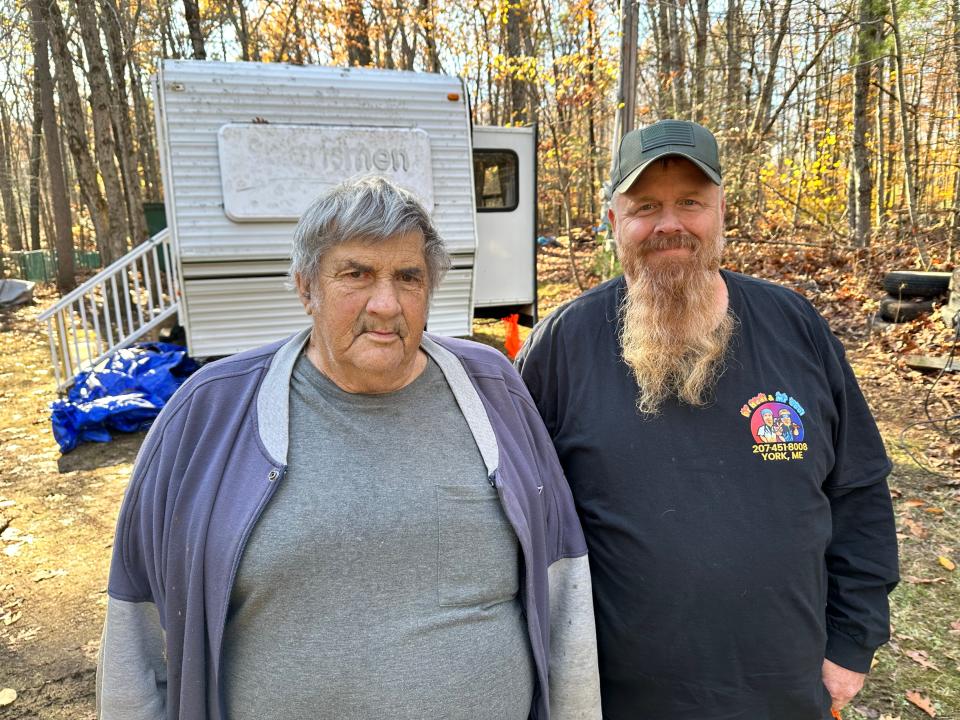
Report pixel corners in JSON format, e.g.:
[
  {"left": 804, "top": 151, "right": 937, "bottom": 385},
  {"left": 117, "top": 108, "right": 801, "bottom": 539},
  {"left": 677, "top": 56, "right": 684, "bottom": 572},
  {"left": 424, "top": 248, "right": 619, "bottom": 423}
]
[{"left": 222, "top": 353, "right": 534, "bottom": 720}]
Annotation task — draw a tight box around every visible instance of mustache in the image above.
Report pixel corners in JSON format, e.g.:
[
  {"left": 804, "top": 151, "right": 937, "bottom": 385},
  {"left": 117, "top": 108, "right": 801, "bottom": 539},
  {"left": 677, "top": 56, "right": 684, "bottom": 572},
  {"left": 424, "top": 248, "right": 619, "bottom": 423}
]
[
  {"left": 639, "top": 234, "right": 699, "bottom": 255},
  {"left": 356, "top": 319, "right": 408, "bottom": 337}
]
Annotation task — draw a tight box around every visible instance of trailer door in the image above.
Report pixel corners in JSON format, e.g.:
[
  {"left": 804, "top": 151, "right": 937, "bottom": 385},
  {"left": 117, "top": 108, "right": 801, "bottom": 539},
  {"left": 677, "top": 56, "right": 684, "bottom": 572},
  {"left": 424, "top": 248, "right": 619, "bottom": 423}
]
[{"left": 471, "top": 126, "right": 536, "bottom": 323}]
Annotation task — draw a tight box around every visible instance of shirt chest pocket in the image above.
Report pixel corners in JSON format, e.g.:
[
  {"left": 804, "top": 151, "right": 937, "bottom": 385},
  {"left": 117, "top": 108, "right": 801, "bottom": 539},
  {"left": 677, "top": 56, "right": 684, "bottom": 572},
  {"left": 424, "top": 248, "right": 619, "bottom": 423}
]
[{"left": 436, "top": 484, "right": 521, "bottom": 607}]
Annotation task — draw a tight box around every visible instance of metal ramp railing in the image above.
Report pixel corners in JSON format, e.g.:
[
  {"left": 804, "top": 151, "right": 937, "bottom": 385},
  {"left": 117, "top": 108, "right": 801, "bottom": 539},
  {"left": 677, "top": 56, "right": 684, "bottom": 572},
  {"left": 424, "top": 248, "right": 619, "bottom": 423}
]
[{"left": 38, "top": 229, "right": 180, "bottom": 391}]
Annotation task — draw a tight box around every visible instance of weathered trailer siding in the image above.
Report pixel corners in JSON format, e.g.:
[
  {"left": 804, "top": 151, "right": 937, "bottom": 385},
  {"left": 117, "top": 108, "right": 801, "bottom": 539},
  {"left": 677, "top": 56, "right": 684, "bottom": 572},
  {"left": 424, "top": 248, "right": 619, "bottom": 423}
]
[
  {"left": 154, "top": 61, "right": 478, "bottom": 353},
  {"left": 157, "top": 61, "right": 476, "bottom": 259}
]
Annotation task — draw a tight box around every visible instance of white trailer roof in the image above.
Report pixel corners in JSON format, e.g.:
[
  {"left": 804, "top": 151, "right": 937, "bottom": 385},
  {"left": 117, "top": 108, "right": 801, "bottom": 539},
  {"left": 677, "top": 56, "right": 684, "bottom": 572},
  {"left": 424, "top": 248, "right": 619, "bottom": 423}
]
[{"left": 155, "top": 61, "right": 477, "bottom": 261}]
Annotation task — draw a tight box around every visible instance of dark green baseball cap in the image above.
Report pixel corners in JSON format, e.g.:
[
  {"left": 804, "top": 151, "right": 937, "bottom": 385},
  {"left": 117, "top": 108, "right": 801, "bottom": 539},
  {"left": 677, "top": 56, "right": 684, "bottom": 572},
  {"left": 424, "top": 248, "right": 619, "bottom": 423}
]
[{"left": 609, "top": 120, "right": 722, "bottom": 195}]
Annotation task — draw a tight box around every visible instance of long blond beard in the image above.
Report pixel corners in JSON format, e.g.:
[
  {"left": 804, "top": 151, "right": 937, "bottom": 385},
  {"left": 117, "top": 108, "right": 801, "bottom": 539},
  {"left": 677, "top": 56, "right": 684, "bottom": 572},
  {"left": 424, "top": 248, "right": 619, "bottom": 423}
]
[{"left": 618, "top": 234, "right": 734, "bottom": 415}]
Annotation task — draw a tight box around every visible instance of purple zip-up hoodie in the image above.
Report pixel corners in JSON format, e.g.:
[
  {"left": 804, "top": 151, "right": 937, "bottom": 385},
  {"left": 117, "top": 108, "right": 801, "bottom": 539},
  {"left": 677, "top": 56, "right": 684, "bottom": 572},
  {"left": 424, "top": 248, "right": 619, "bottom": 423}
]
[{"left": 96, "top": 329, "right": 601, "bottom": 720}]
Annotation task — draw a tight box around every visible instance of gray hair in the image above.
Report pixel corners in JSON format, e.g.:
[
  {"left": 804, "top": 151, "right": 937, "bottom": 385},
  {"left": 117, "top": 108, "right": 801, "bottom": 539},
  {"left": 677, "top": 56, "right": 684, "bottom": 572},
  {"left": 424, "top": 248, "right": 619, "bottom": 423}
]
[{"left": 290, "top": 176, "right": 451, "bottom": 294}]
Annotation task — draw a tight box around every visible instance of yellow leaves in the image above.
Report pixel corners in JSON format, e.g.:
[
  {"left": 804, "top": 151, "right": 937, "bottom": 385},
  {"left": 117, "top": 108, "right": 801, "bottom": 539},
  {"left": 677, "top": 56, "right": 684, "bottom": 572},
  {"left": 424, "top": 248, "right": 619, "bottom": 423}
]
[
  {"left": 937, "top": 556, "right": 956, "bottom": 571},
  {"left": 756, "top": 135, "right": 851, "bottom": 227}
]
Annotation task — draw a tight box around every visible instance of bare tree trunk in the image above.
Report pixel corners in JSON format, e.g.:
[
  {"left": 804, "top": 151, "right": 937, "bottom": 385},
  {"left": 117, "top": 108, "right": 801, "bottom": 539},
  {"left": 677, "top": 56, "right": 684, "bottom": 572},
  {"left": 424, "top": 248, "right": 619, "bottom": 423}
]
[
  {"left": 747, "top": 0, "right": 792, "bottom": 144},
  {"left": 101, "top": 0, "right": 148, "bottom": 243},
  {"left": 884, "top": 59, "right": 896, "bottom": 213},
  {"left": 74, "top": 0, "right": 130, "bottom": 261},
  {"left": 725, "top": 0, "right": 742, "bottom": 133},
  {"left": 505, "top": 0, "right": 532, "bottom": 124},
  {"left": 692, "top": 0, "right": 709, "bottom": 121},
  {"left": 274, "top": 0, "right": 302, "bottom": 63},
  {"left": 0, "top": 105, "right": 24, "bottom": 251},
  {"left": 159, "top": 0, "right": 180, "bottom": 58},
  {"left": 548, "top": 116, "right": 583, "bottom": 291},
  {"left": 851, "top": 0, "right": 882, "bottom": 247},
  {"left": 419, "top": 0, "right": 440, "bottom": 72},
  {"left": 398, "top": 13, "right": 416, "bottom": 70},
  {"left": 31, "top": 0, "right": 74, "bottom": 292},
  {"left": 291, "top": 8, "right": 306, "bottom": 64},
  {"left": 39, "top": 180, "right": 54, "bottom": 252},
  {"left": 667, "top": 0, "right": 688, "bottom": 116},
  {"left": 889, "top": 0, "right": 919, "bottom": 238},
  {"left": 183, "top": 0, "right": 206, "bottom": 59},
  {"left": 875, "top": 56, "right": 885, "bottom": 230},
  {"left": 29, "top": 83, "right": 43, "bottom": 251},
  {"left": 43, "top": 0, "right": 114, "bottom": 263},
  {"left": 344, "top": 0, "right": 373, "bottom": 66},
  {"left": 128, "top": 56, "right": 160, "bottom": 201},
  {"left": 951, "top": 0, "right": 960, "bottom": 256},
  {"left": 586, "top": 1, "right": 600, "bottom": 218},
  {"left": 231, "top": 0, "right": 251, "bottom": 61},
  {"left": 539, "top": 9, "right": 582, "bottom": 287},
  {"left": 653, "top": 0, "right": 671, "bottom": 114},
  {"left": 723, "top": 0, "right": 743, "bottom": 226},
  {"left": 615, "top": 0, "right": 639, "bottom": 147}
]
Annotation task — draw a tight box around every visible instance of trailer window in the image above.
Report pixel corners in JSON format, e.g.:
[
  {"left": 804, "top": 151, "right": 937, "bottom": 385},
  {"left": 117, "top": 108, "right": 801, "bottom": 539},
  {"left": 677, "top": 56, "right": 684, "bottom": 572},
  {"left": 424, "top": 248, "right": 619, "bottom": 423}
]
[{"left": 473, "top": 149, "right": 519, "bottom": 212}]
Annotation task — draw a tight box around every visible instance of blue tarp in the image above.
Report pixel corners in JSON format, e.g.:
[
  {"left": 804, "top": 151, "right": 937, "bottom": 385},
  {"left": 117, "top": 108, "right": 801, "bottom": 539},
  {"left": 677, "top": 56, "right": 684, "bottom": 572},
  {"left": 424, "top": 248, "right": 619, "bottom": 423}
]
[{"left": 51, "top": 343, "right": 199, "bottom": 453}]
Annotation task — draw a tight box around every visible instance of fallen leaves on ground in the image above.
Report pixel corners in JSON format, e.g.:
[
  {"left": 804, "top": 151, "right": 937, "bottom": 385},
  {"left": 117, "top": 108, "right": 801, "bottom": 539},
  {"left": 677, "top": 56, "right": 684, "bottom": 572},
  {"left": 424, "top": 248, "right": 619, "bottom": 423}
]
[
  {"left": 905, "top": 690, "right": 936, "bottom": 717},
  {"left": 901, "top": 518, "right": 927, "bottom": 538},
  {"left": 903, "top": 576, "right": 946, "bottom": 585},
  {"left": 905, "top": 650, "right": 940, "bottom": 671},
  {"left": 0, "top": 688, "right": 16, "bottom": 707},
  {"left": 31, "top": 568, "right": 67, "bottom": 582},
  {"left": 937, "top": 556, "right": 956, "bottom": 571}
]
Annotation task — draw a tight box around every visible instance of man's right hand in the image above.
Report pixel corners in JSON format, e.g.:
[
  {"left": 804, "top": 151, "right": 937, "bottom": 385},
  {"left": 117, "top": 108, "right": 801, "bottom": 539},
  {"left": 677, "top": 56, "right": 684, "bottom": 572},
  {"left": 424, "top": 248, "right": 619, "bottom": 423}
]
[{"left": 821, "top": 658, "right": 865, "bottom": 713}]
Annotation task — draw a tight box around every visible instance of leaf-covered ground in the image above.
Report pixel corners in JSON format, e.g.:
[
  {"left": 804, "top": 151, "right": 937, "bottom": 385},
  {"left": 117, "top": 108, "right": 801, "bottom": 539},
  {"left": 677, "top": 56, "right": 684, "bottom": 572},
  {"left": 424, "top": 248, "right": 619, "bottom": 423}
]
[{"left": 2, "top": 238, "right": 959, "bottom": 719}]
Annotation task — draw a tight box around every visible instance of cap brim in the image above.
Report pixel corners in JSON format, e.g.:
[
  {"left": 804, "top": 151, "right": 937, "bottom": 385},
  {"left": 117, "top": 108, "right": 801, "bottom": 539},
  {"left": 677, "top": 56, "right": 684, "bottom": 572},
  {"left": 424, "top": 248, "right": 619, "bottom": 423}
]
[{"left": 614, "top": 152, "right": 722, "bottom": 194}]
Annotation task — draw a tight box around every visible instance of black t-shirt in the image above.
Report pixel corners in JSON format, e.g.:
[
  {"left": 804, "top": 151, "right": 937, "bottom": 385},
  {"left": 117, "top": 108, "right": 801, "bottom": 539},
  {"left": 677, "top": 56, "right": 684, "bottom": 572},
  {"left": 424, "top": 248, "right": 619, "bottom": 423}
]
[{"left": 517, "top": 271, "right": 896, "bottom": 720}]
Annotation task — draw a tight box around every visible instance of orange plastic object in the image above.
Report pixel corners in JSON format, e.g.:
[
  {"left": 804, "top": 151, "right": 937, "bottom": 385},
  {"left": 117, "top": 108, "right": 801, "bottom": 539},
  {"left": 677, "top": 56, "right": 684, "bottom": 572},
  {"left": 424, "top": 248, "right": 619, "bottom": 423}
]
[
  {"left": 502, "top": 314, "right": 521, "bottom": 360},
  {"left": 831, "top": 710, "right": 842, "bottom": 719}
]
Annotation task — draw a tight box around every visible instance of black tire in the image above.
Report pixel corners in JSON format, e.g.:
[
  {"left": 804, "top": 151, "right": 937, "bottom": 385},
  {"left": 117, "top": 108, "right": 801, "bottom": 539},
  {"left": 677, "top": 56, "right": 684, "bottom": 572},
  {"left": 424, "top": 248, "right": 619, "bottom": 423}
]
[
  {"left": 879, "top": 296, "right": 935, "bottom": 323},
  {"left": 882, "top": 271, "right": 951, "bottom": 298}
]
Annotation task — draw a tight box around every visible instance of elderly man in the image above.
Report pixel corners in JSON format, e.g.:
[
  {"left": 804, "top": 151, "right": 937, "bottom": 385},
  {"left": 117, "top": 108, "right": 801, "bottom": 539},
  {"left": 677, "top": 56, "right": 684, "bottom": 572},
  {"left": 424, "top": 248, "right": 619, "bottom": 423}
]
[
  {"left": 97, "top": 177, "right": 600, "bottom": 720},
  {"left": 516, "top": 120, "right": 898, "bottom": 720}
]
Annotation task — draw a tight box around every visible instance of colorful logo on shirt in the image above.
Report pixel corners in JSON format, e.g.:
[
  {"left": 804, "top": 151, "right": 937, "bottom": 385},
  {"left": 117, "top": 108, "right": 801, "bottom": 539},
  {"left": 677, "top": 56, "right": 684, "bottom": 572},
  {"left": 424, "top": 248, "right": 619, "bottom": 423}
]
[{"left": 741, "top": 391, "right": 807, "bottom": 461}]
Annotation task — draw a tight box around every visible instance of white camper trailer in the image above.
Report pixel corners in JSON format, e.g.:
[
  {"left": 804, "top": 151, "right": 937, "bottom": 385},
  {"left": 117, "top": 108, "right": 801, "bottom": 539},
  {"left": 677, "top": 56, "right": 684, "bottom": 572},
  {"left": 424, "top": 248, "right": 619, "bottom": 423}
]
[{"left": 40, "top": 61, "right": 538, "bottom": 389}]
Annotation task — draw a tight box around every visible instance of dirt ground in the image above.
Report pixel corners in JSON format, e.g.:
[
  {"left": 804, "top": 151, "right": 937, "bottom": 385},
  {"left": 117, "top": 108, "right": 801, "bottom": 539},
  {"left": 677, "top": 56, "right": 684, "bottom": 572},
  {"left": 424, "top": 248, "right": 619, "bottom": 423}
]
[{"left": 2, "top": 245, "right": 959, "bottom": 719}]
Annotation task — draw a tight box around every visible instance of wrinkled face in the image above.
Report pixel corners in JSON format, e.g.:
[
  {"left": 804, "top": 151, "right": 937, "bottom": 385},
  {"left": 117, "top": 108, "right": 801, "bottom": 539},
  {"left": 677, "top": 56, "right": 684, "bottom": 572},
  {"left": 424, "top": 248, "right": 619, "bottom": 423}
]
[
  {"left": 296, "top": 231, "right": 429, "bottom": 392},
  {"left": 609, "top": 158, "right": 725, "bottom": 283}
]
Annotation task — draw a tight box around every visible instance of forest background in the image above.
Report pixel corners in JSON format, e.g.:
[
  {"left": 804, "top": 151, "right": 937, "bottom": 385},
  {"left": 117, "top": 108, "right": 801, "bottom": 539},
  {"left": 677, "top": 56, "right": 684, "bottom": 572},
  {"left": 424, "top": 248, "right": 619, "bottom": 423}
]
[
  {"left": 0, "top": 0, "right": 959, "bottom": 283},
  {"left": 1, "top": 0, "right": 960, "bottom": 719}
]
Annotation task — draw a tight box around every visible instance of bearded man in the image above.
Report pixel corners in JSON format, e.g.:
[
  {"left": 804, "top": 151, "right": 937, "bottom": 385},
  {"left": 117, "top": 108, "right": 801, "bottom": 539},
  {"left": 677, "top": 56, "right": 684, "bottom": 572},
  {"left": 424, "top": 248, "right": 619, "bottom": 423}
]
[{"left": 516, "top": 120, "right": 898, "bottom": 720}]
